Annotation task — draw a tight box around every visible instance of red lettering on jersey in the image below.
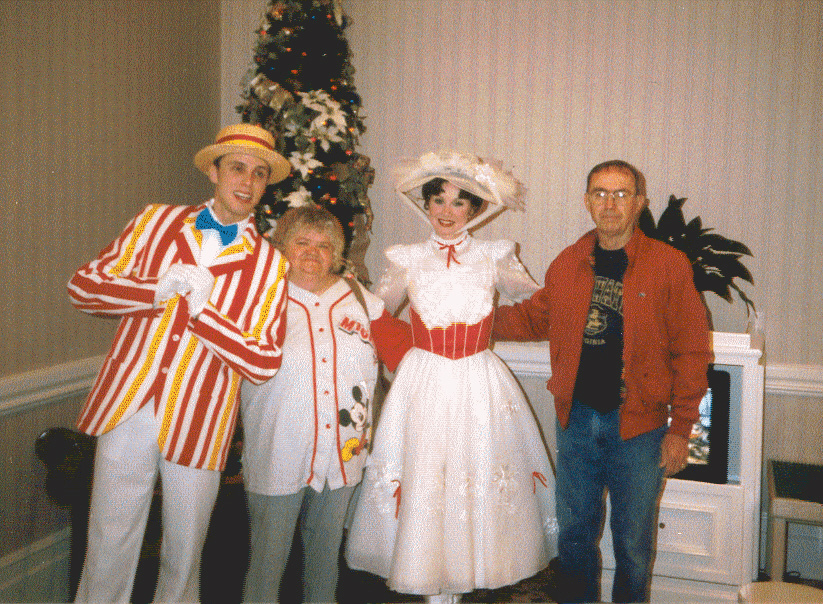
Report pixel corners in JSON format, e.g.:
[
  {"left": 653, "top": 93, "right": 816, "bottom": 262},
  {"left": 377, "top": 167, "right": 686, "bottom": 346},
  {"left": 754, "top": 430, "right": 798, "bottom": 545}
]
[{"left": 338, "top": 315, "right": 371, "bottom": 343}]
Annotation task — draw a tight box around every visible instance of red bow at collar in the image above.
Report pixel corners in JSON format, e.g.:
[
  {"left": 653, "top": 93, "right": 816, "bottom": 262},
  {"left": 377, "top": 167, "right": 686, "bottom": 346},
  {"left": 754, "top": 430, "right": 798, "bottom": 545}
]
[{"left": 438, "top": 235, "right": 467, "bottom": 268}]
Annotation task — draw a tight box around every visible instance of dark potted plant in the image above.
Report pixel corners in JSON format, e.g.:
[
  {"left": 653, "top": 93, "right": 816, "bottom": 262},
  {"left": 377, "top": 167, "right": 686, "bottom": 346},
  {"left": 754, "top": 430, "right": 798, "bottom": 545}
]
[{"left": 638, "top": 195, "right": 755, "bottom": 318}]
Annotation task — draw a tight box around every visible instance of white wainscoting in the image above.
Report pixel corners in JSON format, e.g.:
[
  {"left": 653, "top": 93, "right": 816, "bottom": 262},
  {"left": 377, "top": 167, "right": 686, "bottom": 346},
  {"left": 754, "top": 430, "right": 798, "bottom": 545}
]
[
  {"left": 0, "top": 528, "right": 70, "bottom": 603},
  {"left": 765, "top": 363, "right": 823, "bottom": 397},
  {"left": 494, "top": 341, "right": 823, "bottom": 400},
  {"left": 1, "top": 351, "right": 820, "bottom": 419},
  {"left": 0, "top": 350, "right": 820, "bottom": 600},
  {"left": 0, "top": 355, "right": 105, "bottom": 417}
]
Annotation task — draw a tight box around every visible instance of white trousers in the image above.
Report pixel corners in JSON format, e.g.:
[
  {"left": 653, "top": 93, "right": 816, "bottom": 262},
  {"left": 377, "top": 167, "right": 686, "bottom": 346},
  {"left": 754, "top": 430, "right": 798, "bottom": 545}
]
[{"left": 75, "top": 404, "right": 221, "bottom": 603}]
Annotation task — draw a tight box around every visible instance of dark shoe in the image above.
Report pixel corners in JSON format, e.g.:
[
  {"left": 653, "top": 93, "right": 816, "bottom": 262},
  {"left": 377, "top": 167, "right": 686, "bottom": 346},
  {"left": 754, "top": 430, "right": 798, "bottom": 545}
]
[{"left": 544, "top": 557, "right": 589, "bottom": 603}]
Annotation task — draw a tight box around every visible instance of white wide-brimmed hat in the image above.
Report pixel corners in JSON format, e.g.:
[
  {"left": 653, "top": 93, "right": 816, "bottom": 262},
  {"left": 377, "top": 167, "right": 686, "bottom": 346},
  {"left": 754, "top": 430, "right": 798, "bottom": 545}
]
[{"left": 393, "top": 151, "right": 526, "bottom": 232}]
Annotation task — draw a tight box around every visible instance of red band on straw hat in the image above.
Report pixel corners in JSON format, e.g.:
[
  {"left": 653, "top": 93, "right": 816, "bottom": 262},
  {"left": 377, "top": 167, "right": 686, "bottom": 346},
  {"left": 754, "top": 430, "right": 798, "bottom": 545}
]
[
  {"left": 194, "top": 123, "right": 290, "bottom": 184},
  {"left": 216, "top": 133, "right": 274, "bottom": 151}
]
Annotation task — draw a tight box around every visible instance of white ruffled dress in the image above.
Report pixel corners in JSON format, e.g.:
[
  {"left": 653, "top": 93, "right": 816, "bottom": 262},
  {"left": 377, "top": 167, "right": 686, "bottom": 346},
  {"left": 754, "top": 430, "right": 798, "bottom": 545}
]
[{"left": 345, "top": 233, "right": 558, "bottom": 595}]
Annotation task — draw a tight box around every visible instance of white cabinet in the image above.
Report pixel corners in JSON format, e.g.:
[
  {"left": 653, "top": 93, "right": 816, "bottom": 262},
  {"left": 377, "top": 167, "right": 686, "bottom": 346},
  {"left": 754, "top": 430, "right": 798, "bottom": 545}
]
[
  {"left": 602, "top": 481, "right": 745, "bottom": 585},
  {"left": 495, "top": 331, "right": 765, "bottom": 602}
]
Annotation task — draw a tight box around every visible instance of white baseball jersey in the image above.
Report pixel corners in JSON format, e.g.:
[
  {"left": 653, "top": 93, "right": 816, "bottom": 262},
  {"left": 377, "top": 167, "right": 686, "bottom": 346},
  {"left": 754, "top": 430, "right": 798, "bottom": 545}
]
[{"left": 241, "top": 278, "right": 384, "bottom": 495}]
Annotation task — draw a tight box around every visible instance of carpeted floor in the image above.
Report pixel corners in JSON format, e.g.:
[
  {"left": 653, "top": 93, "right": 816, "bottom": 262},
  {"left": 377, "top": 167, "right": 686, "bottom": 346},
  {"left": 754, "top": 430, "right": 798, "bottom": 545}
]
[
  {"left": 108, "top": 481, "right": 561, "bottom": 604},
  {"left": 338, "top": 561, "right": 558, "bottom": 603}
]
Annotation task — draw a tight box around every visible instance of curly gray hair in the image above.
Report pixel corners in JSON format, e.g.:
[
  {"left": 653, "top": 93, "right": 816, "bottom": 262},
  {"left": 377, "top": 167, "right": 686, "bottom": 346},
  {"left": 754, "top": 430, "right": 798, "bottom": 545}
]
[{"left": 270, "top": 205, "right": 346, "bottom": 272}]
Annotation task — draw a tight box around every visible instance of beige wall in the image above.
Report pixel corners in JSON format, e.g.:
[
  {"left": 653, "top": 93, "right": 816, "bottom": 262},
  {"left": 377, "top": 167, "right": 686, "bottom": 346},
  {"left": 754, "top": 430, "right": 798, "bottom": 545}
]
[
  {"left": 341, "top": 0, "right": 822, "bottom": 366},
  {"left": 0, "top": 0, "right": 220, "bottom": 559},
  {"left": 0, "top": 0, "right": 819, "bottom": 567},
  {"left": 223, "top": 0, "right": 823, "bottom": 365},
  {"left": 0, "top": 0, "right": 220, "bottom": 378}
]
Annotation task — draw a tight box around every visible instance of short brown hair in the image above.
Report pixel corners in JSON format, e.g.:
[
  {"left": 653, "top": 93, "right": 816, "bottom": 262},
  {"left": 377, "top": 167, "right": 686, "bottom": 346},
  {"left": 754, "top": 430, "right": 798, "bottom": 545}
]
[{"left": 586, "top": 160, "right": 646, "bottom": 197}]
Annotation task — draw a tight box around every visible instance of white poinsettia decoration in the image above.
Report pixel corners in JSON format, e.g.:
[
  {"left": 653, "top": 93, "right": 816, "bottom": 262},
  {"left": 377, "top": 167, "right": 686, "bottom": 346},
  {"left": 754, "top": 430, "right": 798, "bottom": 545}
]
[
  {"left": 284, "top": 121, "right": 302, "bottom": 138},
  {"left": 289, "top": 151, "right": 323, "bottom": 178},
  {"left": 311, "top": 121, "right": 344, "bottom": 151},
  {"left": 238, "top": 0, "right": 374, "bottom": 266},
  {"left": 285, "top": 186, "right": 313, "bottom": 208},
  {"left": 313, "top": 101, "right": 348, "bottom": 130},
  {"left": 298, "top": 90, "right": 335, "bottom": 112}
]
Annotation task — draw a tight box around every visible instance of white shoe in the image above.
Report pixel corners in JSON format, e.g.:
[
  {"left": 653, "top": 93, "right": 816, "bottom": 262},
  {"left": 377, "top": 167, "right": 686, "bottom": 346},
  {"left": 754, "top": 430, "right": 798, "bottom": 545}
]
[{"left": 424, "top": 593, "right": 462, "bottom": 604}]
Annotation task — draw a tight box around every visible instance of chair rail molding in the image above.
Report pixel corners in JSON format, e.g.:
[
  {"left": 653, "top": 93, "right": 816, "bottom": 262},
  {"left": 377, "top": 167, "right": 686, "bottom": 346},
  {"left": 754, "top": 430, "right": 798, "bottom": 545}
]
[
  {"left": 765, "top": 363, "right": 823, "bottom": 397},
  {"left": 0, "top": 346, "right": 820, "bottom": 418},
  {"left": 494, "top": 340, "right": 822, "bottom": 399},
  {"left": 0, "top": 355, "right": 105, "bottom": 417}
]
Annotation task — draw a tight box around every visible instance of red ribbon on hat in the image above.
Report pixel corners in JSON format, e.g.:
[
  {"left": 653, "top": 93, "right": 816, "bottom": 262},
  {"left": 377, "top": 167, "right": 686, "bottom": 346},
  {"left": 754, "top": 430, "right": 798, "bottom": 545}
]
[{"left": 217, "top": 133, "right": 274, "bottom": 150}]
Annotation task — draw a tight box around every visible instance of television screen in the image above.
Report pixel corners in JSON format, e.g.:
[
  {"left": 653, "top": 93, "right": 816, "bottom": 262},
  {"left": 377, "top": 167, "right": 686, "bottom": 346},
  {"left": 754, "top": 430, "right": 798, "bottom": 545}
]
[{"left": 671, "top": 367, "right": 730, "bottom": 484}]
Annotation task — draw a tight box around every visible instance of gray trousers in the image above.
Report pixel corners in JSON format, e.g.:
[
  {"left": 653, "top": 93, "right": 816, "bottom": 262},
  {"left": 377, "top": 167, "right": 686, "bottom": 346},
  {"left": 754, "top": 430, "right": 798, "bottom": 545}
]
[{"left": 243, "top": 484, "right": 356, "bottom": 603}]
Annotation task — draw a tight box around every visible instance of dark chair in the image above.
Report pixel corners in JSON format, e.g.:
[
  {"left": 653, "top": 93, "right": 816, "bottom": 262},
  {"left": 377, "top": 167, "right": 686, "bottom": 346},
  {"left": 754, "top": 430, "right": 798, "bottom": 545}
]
[
  {"left": 35, "top": 428, "right": 96, "bottom": 600},
  {"left": 36, "top": 427, "right": 249, "bottom": 604}
]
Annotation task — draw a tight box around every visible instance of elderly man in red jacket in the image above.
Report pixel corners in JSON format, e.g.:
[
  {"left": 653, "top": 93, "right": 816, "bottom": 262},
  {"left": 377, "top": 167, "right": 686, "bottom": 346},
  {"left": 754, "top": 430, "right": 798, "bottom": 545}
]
[
  {"left": 494, "top": 160, "right": 711, "bottom": 603},
  {"left": 68, "top": 124, "right": 291, "bottom": 602}
]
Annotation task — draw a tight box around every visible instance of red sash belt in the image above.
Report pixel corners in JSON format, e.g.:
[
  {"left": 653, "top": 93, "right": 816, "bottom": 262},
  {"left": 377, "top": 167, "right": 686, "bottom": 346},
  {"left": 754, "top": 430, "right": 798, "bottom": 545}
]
[{"left": 410, "top": 308, "right": 493, "bottom": 360}]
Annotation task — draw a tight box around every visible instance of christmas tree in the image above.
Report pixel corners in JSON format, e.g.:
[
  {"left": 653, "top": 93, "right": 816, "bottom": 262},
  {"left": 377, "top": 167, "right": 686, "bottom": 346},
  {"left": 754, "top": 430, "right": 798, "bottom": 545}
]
[{"left": 237, "top": 0, "right": 374, "bottom": 275}]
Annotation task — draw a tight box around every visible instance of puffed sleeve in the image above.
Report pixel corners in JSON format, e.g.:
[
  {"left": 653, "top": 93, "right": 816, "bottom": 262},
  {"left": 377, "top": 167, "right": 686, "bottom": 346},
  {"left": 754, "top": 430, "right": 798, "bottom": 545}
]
[
  {"left": 494, "top": 240, "right": 539, "bottom": 303},
  {"left": 373, "top": 245, "right": 411, "bottom": 315}
]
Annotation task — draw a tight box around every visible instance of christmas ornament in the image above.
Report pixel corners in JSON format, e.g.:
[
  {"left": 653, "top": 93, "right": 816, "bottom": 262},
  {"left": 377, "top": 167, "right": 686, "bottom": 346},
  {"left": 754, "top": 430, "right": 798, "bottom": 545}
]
[{"left": 237, "top": 0, "right": 374, "bottom": 280}]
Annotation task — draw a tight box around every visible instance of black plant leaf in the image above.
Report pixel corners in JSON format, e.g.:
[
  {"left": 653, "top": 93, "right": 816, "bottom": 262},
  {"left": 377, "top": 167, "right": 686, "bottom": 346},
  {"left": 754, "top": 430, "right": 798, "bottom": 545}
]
[{"left": 639, "top": 195, "right": 755, "bottom": 315}]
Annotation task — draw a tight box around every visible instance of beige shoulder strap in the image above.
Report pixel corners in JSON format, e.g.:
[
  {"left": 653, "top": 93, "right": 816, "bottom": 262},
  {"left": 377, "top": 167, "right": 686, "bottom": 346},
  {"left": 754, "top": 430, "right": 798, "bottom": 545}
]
[{"left": 343, "top": 276, "right": 369, "bottom": 317}]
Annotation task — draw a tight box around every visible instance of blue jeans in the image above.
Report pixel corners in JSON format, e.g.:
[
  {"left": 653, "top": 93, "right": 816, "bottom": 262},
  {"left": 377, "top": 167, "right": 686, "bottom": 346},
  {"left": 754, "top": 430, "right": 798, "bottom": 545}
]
[{"left": 556, "top": 401, "right": 666, "bottom": 603}]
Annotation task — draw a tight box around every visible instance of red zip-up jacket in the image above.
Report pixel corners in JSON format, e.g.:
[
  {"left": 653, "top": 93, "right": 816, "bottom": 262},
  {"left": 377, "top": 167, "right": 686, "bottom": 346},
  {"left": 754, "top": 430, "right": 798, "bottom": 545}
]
[{"left": 493, "top": 228, "right": 711, "bottom": 440}]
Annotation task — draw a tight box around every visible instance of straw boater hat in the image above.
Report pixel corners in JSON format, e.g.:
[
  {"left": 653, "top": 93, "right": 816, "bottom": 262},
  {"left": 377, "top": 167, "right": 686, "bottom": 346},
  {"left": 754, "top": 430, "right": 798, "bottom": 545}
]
[
  {"left": 393, "top": 150, "right": 527, "bottom": 233},
  {"left": 194, "top": 123, "right": 291, "bottom": 184}
]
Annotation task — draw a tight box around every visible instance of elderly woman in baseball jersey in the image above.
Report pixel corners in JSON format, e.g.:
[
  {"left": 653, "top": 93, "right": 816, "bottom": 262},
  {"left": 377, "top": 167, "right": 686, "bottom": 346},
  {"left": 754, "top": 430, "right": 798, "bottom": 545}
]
[{"left": 239, "top": 205, "right": 409, "bottom": 603}]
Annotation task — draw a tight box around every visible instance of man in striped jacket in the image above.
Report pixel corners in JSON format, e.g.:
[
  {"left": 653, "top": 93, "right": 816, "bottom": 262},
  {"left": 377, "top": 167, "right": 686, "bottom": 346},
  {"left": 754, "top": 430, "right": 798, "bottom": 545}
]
[{"left": 67, "top": 124, "right": 291, "bottom": 603}]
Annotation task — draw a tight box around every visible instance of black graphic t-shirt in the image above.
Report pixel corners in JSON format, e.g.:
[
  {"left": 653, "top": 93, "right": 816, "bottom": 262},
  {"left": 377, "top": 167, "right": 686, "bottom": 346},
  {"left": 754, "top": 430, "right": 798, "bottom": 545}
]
[{"left": 572, "top": 244, "right": 628, "bottom": 414}]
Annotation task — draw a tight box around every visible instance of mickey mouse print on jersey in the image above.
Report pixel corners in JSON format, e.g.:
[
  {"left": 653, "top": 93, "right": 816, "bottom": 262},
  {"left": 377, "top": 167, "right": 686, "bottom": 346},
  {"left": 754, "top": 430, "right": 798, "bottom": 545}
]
[
  {"left": 340, "top": 383, "right": 371, "bottom": 462},
  {"left": 240, "top": 278, "right": 385, "bottom": 496}
]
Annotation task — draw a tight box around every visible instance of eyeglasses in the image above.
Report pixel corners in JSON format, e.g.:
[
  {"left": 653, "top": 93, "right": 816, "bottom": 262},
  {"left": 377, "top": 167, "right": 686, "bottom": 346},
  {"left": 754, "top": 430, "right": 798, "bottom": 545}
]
[{"left": 587, "top": 190, "right": 637, "bottom": 202}]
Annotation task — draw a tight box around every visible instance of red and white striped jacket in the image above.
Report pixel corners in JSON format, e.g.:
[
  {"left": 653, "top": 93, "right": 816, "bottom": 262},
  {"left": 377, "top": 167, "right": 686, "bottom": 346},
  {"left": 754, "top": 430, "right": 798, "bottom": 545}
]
[{"left": 68, "top": 202, "right": 288, "bottom": 470}]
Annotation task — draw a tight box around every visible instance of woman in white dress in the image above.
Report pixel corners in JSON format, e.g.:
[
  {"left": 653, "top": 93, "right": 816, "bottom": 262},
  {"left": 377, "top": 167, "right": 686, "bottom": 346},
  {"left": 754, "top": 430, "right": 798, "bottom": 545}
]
[{"left": 345, "top": 152, "right": 558, "bottom": 603}]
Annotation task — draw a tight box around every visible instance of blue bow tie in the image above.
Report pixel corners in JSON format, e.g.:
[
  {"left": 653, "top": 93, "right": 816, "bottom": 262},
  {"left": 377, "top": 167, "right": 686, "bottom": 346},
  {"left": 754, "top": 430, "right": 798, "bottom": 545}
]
[{"left": 195, "top": 208, "right": 238, "bottom": 246}]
